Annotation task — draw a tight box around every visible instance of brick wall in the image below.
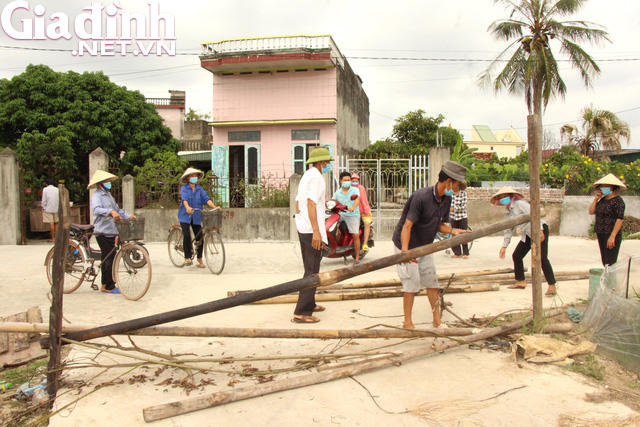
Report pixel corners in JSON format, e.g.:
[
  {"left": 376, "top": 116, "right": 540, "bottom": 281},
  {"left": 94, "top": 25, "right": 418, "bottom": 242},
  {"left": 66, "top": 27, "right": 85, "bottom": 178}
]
[{"left": 466, "top": 187, "right": 565, "bottom": 203}]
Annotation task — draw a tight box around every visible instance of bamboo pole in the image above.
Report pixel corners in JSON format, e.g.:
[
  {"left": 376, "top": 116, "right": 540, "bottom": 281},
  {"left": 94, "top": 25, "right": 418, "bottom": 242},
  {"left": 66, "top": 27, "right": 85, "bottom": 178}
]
[
  {"left": 247, "top": 283, "right": 500, "bottom": 304},
  {"left": 47, "top": 184, "right": 70, "bottom": 400},
  {"left": 528, "top": 114, "right": 544, "bottom": 320},
  {"left": 0, "top": 322, "right": 481, "bottom": 338},
  {"left": 142, "top": 307, "right": 563, "bottom": 422},
  {"left": 42, "top": 214, "right": 531, "bottom": 347},
  {"left": 228, "top": 270, "right": 589, "bottom": 295}
]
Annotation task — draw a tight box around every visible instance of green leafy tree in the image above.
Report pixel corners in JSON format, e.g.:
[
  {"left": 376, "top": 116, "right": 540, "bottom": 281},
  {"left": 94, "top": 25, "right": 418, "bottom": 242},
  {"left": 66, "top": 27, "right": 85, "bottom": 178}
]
[
  {"left": 560, "top": 105, "right": 631, "bottom": 156},
  {"left": 133, "top": 152, "right": 188, "bottom": 208},
  {"left": 392, "top": 110, "right": 460, "bottom": 153},
  {"left": 479, "top": 0, "right": 609, "bottom": 117},
  {"left": 0, "top": 64, "right": 180, "bottom": 192}
]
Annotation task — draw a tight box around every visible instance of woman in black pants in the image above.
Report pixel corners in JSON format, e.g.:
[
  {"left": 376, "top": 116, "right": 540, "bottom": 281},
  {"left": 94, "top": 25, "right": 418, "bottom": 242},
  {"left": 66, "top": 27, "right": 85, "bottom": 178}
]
[
  {"left": 589, "top": 174, "right": 626, "bottom": 266},
  {"left": 492, "top": 187, "right": 557, "bottom": 296}
]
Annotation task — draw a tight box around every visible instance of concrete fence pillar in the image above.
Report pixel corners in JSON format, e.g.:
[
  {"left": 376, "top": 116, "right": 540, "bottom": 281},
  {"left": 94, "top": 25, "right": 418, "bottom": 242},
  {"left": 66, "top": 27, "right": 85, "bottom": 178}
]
[
  {"left": 89, "top": 148, "right": 109, "bottom": 223},
  {"left": 428, "top": 147, "right": 450, "bottom": 186},
  {"left": 122, "top": 174, "right": 135, "bottom": 215},
  {"left": 0, "top": 148, "right": 22, "bottom": 245},
  {"left": 289, "top": 173, "right": 301, "bottom": 241}
]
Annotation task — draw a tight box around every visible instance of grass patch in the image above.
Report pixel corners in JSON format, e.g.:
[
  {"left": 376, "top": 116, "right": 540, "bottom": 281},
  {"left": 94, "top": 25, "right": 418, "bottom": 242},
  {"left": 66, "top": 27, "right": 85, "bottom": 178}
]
[
  {"left": 0, "top": 358, "right": 48, "bottom": 386},
  {"left": 564, "top": 354, "right": 605, "bottom": 381}
]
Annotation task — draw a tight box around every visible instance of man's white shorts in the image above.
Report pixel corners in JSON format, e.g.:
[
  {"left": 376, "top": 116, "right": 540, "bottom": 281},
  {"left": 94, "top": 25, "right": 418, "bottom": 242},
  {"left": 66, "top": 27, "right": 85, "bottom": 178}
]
[{"left": 394, "top": 247, "right": 438, "bottom": 293}]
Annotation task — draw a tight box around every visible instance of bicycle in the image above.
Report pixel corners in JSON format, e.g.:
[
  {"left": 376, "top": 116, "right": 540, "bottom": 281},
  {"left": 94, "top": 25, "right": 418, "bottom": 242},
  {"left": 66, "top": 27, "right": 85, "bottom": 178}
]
[
  {"left": 435, "top": 224, "right": 474, "bottom": 255},
  {"left": 167, "top": 208, "right": 225, "bottom": 274},
  {"left": 44, "top": 218, "right": 152, "bottom": 301}
]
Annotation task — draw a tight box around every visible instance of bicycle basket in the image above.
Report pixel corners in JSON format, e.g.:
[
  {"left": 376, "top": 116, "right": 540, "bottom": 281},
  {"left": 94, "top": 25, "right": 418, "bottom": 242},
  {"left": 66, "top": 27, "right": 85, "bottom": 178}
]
[
  {"left": 116, "top": 218, "right": 145, "bottom": 241},
  {"left": 201, "top": 210, "right": 222, "bottom": 229}
]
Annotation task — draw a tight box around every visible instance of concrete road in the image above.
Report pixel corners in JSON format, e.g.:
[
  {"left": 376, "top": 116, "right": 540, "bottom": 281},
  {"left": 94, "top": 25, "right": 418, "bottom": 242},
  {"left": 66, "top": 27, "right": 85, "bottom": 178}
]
[{"left": 1, "top": 235, "right": 638, "bottom": 426}]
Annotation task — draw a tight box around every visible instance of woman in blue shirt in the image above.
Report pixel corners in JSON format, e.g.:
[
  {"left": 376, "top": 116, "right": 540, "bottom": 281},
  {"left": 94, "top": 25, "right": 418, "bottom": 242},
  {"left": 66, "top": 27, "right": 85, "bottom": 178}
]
[
  {"left": 178, "top": 168, "right": 219, "bottom": 267},
  {"left": 332, "top": 171, "right": 361, "bottom": 264},
  {"left": 89, "top": 170, "right": 136, "bottom": 294}
]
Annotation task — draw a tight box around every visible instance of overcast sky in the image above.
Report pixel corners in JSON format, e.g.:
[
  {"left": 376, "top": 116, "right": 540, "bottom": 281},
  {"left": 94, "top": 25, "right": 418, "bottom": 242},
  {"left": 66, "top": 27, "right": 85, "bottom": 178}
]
[{"left": 1, "top": 0, "right": 638, "bottom": 149}]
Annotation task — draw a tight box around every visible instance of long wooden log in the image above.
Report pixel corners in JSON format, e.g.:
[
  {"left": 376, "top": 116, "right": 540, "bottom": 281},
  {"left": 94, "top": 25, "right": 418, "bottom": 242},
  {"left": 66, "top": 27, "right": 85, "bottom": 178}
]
[
  {"left": 0, "top": 322, "right": 575, "bottom": 338},
  {"left": 142, "top": 307, "right": 562, "bottom": 422},
  {"left": 1, "top": 322, "right": 480, "bottom": 338},
  {"left": 246, "top": 283, "right": 500, "bottom": 304},
  {"left": 227, "top": 272, "right": 589, "bottom": 301},
  {"left": 48, "top": 184, "right": 70, "bottom": 399},
  {"left": 44, "top": 214, "right": 531, "bottom": 347}
]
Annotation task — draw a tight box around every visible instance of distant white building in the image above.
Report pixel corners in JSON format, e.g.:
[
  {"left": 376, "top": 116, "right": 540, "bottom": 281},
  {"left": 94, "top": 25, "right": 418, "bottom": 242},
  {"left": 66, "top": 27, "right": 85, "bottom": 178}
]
[{"left": 465, "top": 125, "right": 525, "bottom": 159}]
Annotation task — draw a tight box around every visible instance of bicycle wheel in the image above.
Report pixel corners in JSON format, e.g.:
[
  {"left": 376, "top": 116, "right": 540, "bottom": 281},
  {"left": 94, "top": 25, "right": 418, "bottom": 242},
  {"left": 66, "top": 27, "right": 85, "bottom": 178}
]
[
  {"left": 45, "top": 241, "right": 86, "bottom": 294},
  {"left": 114, "top": 243, "right": 152, "bottom": 301},
  {"left": 203, "top": 231, "right": 225, "bottom": 275},
  {"left": 167, "top": 227, "right": 185, "bottom": 267},
  {"left": 124, "top": 244, "right": 148, "bottom": 268}
]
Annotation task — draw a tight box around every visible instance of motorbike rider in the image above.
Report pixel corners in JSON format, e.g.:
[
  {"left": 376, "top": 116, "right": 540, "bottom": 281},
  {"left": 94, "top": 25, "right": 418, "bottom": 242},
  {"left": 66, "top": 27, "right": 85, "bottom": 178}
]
[
  {"left": 332, "top": 172, "right": 361, "bottom": 265},
  {"left": 351, "top": 173, "right": 371, "bottom": 251}
]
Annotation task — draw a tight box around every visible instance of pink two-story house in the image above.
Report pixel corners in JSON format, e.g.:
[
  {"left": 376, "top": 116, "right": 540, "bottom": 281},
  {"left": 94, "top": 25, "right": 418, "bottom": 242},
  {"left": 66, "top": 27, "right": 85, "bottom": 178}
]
[{"left": 199, "top": 35, "right": 369, "bottom": 206}]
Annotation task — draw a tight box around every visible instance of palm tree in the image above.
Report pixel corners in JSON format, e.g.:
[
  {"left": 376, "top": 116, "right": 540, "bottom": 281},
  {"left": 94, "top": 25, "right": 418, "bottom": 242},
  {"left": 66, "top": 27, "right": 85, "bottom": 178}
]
[
  {"left": 560, "top": 105, "right": 631, "bottom": 156},
  {"left": 479, "top": 0, "right": 610, "bottom": 116}
]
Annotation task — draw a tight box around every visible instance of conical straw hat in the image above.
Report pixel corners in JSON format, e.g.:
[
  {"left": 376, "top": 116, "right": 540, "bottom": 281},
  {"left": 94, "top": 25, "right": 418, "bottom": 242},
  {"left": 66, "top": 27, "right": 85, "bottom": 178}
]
[
  {"left": 180, "top": 167, "right": 204, "bottom": 183},
  {"left": 490, "top": 186, "right": 523, "bottom": 203},
  {"left": 592, "top": 173, "right": 627, "bottom": 190},
  {"left": 87, "top": 170, "right": 117, "bottom": 189}
]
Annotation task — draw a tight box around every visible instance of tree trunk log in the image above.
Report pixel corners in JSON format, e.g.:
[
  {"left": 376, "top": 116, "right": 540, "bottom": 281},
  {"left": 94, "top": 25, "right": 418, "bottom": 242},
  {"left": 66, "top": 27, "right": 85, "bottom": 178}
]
[
  {"left": 142, "top": 308, "right": 563, "bottom": 422},
  {"left": 43, "top": 214, "right": 530, "bottom": 347},
  {"left": 527, "top": 114, "right": 544, "bottom": 320},
  {"left": 47, "top": 184, "right": 70, "bottom": 400}
]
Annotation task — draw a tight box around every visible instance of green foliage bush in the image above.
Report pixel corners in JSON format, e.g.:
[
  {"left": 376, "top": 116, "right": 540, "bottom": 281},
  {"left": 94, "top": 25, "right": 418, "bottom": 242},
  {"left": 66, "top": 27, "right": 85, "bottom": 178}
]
[{"left": 134, "top": 152, "right": 188, "bottom": 208}]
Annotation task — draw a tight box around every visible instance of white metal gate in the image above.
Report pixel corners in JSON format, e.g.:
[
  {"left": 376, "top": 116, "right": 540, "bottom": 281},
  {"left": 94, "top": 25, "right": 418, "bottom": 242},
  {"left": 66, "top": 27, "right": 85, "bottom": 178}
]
[{"left": 334, "top": 156, "right": 429, "bottom": 239}]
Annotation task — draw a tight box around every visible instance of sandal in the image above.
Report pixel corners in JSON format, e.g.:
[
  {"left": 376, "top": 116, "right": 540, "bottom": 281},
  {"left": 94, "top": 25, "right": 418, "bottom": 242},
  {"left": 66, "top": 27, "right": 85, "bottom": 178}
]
[
  {"left": 292, "top": 315, "right": 320, "bottom": 323},
  {"left": 313, "top": 305, "right": 326, "bottom": 312},
  {"left": 508, "top": 284, "right": 527, "bottom": 289},
  {"left": 184, "top": 259, "right": 193, "bottom": 266},
  {"left": 101, "top": 288, "right": 120, "bottom": 294},
  {"left": 196, "top": 263, "right": 206, "bottom": 268},
  {"left": 545, "top": 286, "right": 557, "bottom": 296}
]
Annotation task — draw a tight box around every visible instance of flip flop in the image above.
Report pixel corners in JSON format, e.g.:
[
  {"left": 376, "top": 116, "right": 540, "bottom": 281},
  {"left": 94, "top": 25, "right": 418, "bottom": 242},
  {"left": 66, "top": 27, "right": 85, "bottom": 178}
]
[
  {"left": 102, "top": 288, "right": 121, "bottom": 294},
  {"left": 313, "top": 305, "right": 326, "bottom": 312},
  {"left": 292, "top": 315, "right": 320, "bottom": 323},
  {"left": 184, "top": 260, "right": 193, "bottom": 266},
  {"left": 196, "top": 263, "right": 206, "bottom": 268},
  {"left": 507, "top": 285, "right": 527, "bottom": 289}
]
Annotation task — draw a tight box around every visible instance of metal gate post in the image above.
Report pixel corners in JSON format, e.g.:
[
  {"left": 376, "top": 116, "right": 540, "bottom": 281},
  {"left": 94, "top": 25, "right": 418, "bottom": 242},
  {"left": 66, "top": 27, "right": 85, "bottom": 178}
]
[{"left": 408, "top": 156, "right": 413, "bottom": 195}]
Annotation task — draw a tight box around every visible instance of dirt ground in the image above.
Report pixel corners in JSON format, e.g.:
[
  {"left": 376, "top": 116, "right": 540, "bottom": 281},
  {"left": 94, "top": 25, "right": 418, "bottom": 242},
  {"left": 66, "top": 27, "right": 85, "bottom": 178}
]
[{"left": 1, "top": 235, "right": 639, "bottom": 426}]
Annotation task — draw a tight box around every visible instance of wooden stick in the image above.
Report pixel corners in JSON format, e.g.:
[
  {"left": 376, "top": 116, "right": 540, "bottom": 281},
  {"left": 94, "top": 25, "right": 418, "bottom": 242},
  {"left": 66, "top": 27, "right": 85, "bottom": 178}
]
[
  {"left": 228, "top": 270, "right": 589, "bottom": 295},
  {"left": 43, "top": 214, "right": 531, "bottom": 347},
  {"left": 48, "top": 184, "right": 70, "bottom": 400},
  {"left": 248, "top": 283, "right": 500, "bottom": 304},
  {"left": 142, "top": 307, "right": 563, "bottom": 422},
  {"left": 1, "top": 322, "right": 480, "bottom": 338}
]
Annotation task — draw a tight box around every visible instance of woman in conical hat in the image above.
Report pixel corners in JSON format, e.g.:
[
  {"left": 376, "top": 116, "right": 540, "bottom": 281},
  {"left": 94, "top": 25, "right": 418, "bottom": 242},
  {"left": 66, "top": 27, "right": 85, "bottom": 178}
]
[
  {"left": 89, "top": 170, "right": 136, "bottom": 294},
  {"left": 177, "top": 167, "right": 220, "bottom": 268},
  {"left": 589, "top": 174, "right": 626, "bottom": 266},
  {"left": 491, "top": 186, "right": 557, "bottom": 296}
]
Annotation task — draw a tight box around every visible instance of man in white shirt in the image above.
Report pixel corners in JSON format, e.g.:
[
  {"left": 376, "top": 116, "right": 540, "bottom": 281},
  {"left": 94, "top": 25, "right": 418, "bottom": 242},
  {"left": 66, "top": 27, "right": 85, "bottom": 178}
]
[
  {"left": 293, "top": 147, "right": 334, "bottom": 323},
  {"left": 41, "top": 179, "right": 60, "bottom": 242}
]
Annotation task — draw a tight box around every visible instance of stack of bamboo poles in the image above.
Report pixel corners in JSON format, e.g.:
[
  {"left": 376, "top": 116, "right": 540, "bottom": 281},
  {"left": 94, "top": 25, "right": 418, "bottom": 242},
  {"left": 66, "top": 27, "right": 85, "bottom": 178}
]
[{"left": 227, "top": 269, "right": 590, "bottom": 304}]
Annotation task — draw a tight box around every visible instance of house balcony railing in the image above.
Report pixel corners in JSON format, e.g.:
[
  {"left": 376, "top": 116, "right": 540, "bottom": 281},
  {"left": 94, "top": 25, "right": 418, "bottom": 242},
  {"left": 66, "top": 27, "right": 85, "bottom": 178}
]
[
  {"left": 146, "top": 98, "right": 185, "bottom": 106},
  {"left": 180, "top": 141, "right": 211, "bottom": 152},
  {"left": 201, "top": 34, "right": 345, "bottom": 67}
]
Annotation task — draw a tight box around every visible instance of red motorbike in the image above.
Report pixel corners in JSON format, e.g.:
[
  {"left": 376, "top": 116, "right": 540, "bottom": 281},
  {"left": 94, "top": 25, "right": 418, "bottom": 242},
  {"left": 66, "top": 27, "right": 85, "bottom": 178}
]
[{"left": 322, "top": 197, "right": 374, "bottom": 264}]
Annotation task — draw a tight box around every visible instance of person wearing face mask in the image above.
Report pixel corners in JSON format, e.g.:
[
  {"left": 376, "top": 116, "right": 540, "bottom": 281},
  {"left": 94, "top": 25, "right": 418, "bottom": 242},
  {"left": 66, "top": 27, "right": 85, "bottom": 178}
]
[
  {"left": 178, "top": 167, "right": 219, "bottom": 268},
  {"left": 351, "top": 173, "right": 372, "bottom": 251},
  {"left": 589, "top": 174, "right": 626, "bottom": 266},
  {"left": 392, "top": 161, "right": 470, "bottom": 329},
  {"left": 293, "top": 147, "right": 334, "bottom": 323},
  {"left": 89, "top": 170, "right": 136, "bottom": 294},
  {"left": 492, "top": 187, "right": 557, "bottom": 296},
  {"left": 332, "top": 171, "right": 361, "bottom": 265}
]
